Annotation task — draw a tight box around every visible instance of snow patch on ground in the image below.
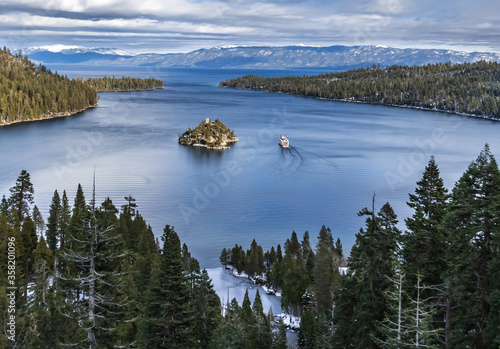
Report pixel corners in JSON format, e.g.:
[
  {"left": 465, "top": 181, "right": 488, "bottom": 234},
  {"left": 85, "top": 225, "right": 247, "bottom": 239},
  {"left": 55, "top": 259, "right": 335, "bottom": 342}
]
[
  {"left": 207, "top": 267, "right": 284, "bottom": 316},
  {"left": 276, "top": 313, "right": 301, "bottom": 331}
]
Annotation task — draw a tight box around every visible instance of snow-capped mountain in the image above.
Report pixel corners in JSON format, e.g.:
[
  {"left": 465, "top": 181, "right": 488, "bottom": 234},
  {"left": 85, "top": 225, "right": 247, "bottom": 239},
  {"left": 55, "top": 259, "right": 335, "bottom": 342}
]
[
  {"left": 23, "top": 44, "right": 500, "bottom": 69},
  {"left": 24, "top": 45, "right": 136, "bottom": 64}
]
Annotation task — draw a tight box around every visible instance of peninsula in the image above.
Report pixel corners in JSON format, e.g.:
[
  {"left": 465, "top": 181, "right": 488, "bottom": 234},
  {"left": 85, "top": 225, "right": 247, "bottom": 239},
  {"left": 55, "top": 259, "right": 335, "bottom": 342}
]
[
  {"left": 0, "top": 47, "right": 163, "bottom": 126},
  {"left": 178, "top": 118, "right": 238, "bottom": 149},
  {"left": 219, "top": 61, "right": 500, "bottom": 120}
]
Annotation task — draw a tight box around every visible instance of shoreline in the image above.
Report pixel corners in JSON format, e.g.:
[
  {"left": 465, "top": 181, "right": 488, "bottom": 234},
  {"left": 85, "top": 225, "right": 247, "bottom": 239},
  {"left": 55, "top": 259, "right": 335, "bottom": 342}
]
[
  {"left": 96, "top": 86, "right": 164, "bottom": 92},
  {"left": 0, "top": 104, "right": 98, "bottom": 128},
  {"left": 220, "top": 86, "right": 500, "bottom": 122},
  {"left": 182, "top": 138, "right": 239, "bottom": 150},
  {"left": 207, "top": 267, "right": 301, "bottom": 330},
  {"left": 0, "top": 87, "right": 164, "bottom": 128}
]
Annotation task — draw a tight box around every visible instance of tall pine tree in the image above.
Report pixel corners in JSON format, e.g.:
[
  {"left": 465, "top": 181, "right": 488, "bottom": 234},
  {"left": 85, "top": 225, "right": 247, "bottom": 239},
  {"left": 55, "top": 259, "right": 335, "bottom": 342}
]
[
  {"left": 46, "top": 190, "right": 61, "bottom": 252},
  {"left": 8, "top": 169, "right": 34, "bottom": 223},
  {"left": 138, "top": 225, "right": 193, "bottom": 348},
  {"left": 402, "top": 156, "right": 449, "bottom": 345},
  {"left": 442, "top": 144, "right": 500, "bottom": 348},
  {"left": 333, "top": 200, "right": 401, "bottom": 348}
]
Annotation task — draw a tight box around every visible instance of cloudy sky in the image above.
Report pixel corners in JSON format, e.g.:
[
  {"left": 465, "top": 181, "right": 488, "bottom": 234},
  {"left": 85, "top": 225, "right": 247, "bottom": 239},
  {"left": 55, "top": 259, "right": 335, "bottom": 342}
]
[{"left": 1, "top": 0, "right": 499, "bottom": 54}]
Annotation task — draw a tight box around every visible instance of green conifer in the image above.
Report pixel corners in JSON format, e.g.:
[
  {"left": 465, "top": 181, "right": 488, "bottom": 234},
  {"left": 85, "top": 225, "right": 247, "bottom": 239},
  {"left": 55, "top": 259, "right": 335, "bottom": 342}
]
[{"left": 138, "top": 225, "right": 193, "bottom": 348}]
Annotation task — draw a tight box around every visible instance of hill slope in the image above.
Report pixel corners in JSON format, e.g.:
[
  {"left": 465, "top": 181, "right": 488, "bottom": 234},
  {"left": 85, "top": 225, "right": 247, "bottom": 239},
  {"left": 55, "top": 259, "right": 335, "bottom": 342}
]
[{"left": 0, "top": 48, "right": 97, "bottom": 125}]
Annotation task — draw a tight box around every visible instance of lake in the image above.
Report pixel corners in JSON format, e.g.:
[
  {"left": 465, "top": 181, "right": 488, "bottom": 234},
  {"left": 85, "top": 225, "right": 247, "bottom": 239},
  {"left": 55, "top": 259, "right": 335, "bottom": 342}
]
[{"left": 1, "top": 66, "right": 499, "bottom": 269}]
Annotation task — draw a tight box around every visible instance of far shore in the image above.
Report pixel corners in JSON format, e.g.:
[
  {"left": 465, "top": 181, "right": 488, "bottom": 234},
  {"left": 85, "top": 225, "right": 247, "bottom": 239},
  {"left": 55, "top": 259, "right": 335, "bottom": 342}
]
[
  {"left": 96, "top": 86, "right": 165, "bottom": 92},
  {"left": 220, "top": 86, "right": 500, "bottom": 122}
]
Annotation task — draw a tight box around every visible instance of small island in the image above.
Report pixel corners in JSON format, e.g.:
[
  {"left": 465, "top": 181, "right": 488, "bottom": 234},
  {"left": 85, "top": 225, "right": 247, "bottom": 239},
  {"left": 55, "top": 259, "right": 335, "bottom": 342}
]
[{"left": 178, "top": 118, "right": 238, "bottom": 149}]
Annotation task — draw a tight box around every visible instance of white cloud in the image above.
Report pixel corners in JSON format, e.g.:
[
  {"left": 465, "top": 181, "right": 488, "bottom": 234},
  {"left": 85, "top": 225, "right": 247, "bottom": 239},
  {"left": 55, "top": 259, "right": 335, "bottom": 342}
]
[{"left": 0, "top": 0, "right": 499, "bottom": 53}]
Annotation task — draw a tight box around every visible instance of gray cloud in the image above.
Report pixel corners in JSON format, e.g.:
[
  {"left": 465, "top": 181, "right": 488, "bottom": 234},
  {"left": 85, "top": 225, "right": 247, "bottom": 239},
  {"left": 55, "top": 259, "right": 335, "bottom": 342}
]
[{"left": 1, "top": 0, "right": 499, "bottom": 53}]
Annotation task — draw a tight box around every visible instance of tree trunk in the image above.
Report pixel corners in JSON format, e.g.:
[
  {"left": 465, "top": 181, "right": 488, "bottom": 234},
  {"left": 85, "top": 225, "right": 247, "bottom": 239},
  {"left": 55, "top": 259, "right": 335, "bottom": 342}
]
[{"left": 445, "top": 287, "right": 452, "bottom": 348}]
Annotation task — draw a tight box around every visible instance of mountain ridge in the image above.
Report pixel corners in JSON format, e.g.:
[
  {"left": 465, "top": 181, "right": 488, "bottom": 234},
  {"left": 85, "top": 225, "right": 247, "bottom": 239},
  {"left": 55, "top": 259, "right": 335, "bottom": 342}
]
[{"left": 23, "top": 44, "right": 500, "bottom": 69}]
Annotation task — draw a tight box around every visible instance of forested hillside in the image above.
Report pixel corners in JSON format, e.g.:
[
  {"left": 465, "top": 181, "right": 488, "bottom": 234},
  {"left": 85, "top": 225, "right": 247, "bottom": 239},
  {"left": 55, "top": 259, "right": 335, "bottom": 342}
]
[
  {"left": 0, "top": 47, "right": 163, "bottom": 126},
  {"left": 220, "top": 61, "right": 500, "bottom": 119},
  {"left": 0, "top": 48, "right": 97, "bottom": 125}
]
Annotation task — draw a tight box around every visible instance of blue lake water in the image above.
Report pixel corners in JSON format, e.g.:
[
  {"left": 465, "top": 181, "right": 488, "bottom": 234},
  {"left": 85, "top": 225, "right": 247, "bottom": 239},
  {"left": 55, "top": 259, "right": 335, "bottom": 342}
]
[{"left": 1, "top": 66, "right": 500, "bottom": 268}]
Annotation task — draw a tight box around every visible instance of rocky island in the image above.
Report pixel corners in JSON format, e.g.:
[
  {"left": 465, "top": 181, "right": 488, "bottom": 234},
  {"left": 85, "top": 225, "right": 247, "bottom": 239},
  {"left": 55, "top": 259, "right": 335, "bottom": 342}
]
[{"left": 178, "top": 118, "right": 238, "bottom": 149}]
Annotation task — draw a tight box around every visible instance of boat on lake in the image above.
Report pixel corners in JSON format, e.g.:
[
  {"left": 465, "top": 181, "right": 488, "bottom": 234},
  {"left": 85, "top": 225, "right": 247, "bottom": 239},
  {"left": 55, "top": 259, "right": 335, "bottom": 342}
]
[{"left": 279, "top": 134, "right": 290, "bottom": 148}]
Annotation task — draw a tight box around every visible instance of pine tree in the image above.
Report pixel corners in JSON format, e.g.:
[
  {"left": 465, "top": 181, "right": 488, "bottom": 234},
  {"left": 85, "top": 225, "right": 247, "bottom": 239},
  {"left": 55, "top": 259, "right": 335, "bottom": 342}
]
[
  {"left": 272, "top": 319, "right": 288, "bottom": 349},
  {"left": 8, "top": 169, "right": 34, "bottom": 223},
  {"left": 0, "top": 195, "right": 9, "bottom": 216},
  {"left": 114, "top": 260, "right": 142, "bottom": 347},
  {"left": 31, "top": 255, "right": 78, "bottom": 349},
  {"left": 58, "top": 186, "right": 128, "bottom": 348},
  {"left": 241, "top": 289, "right": 253, "bottom": 324},
  {"left": 484, "top": 232, "right": 500, "bottom": 347},
  {"left": 135, "top": 224, "right": 157, "bottom": 295},
  {"left": 138, "top": 225, "right": 193, "bottom": 348},
  {"left": 209, "top": 298, "right": 241, "bottom": 348},
  {"left": 374, "top": 264, "right": 405, "bottom": 348},
  {"left": 298, "top": 309, "right": 318, "bottom": 348},
  {"left": 46, "top": 190, "right": 61, "bottom": 252},
  {"left": 279, "top": 231, "right": 310, "bottom": 315},
  {"left": 374, "top": 266, "right": 439, "bottom": 348},
  {"left": 219, "top": 247, "right": 230, "bottom": 268},
  {"left": 21, "top": 216, "right": 37, "bottom": 298},
  {"left": 252, "top": 289, "right": 273, "bottom": 348},
  {"left": 32, "top": 205, "right": 45, "bottom": 236},
  {"left": 246, "top": 239, "right": 265, "bottom": 277},
  {"left": 33, "top": 236, "right": 54, "bottom": 271},
  {"left": 333, "top": 200, "right": 401, "bottom": 348},
  {"left": 69, "top": 184, "right": 88, "bottom": 240},
  {"left": 121, "top": 195, "right": 137, "bottom": 217},
  {"left": 313, "top": 225, "right": 342, "bottom": 315},
  {"left": 192, "top": 269, "right": 221, "bottom": 349},
  {"left": 301, "top": 231, "right": 312, "bottom": 267},
  {"left": 58, "top": 190, "right": 71, "bottom": 252},
  {"left": 406, "top": 273, "right": 440, "bottom": 348},
  {"left": 442, "top": 144, "right": 500, "bottom": 348},
  {"left": 402, "top": 156, "right": 448, "bottom": 343}
]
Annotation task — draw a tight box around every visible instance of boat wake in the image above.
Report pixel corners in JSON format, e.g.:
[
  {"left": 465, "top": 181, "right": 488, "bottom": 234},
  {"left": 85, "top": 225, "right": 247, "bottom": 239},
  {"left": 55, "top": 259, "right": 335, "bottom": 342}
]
[
  {"left": 279, "top": 145, "right": 348, "bottom": 199},
  {"left": 292, "top": 146, "right": 344, "bottom": 175},
  {"left": 277, "top": 146, "right": 303, "bottom": 176}
]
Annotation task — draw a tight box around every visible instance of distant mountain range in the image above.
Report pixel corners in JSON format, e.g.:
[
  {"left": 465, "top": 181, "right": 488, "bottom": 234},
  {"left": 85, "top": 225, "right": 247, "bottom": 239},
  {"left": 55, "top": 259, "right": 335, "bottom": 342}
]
[{"left": 23, "top": 44, "right": 500, "bottom": 69}]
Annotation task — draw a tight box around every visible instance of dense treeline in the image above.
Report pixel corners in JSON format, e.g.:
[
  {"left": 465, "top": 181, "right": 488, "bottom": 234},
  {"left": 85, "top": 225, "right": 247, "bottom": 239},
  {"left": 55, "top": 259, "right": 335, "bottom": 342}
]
[
  {"left": 220, "top": 61, "right": 500, "bottom": 119},
  {"left": 0, "top": 171, "right": 286, "bottom": 348},
  {"left": 0, "top": 46, "right": 163, "bottom": 126},
  {"left": 2, "top": 147, "right": 500, "bottom": 348},
  {"left": 220, "top": 227, "right": 345, "bottom": 317},
  {"left": 0, "top": 47, "right": 98, "bottom": 124},
  {"left": 222, "top": 146, "right": 500, "bottom": 349},
  {"left": 85, "top": 76, "right": 163, "bottom": 92}
]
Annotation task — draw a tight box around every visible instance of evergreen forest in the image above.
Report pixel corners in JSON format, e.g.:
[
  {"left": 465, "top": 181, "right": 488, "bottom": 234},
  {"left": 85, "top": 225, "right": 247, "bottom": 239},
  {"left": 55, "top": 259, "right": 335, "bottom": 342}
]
[
  {"left": 1, "top": 145, "right": 500, "bottom": 348},
  {"left": 220, "top": 145, "right": 500, "bottom": 349},
  {"left": 85, "top": 76, "right": 163, "bottom": 92},
  {"left": 0, "top": 171, "right": 286, "bottom": 348},
  {"left": 0, "top": 47, "right": 163, "bottom": 126},
  {"left": 220, "top": 61, "right": 500, "bottom": 119}
]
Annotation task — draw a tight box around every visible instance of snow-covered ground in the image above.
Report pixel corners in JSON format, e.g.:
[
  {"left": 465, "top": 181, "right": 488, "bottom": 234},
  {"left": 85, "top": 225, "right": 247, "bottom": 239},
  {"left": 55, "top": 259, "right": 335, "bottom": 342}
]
[
  {"left": 207, "top": 267, "right": 298, "bottom": 348},
  {"left": 207, "top": 267, "right": 284, "bottom": 316}
]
